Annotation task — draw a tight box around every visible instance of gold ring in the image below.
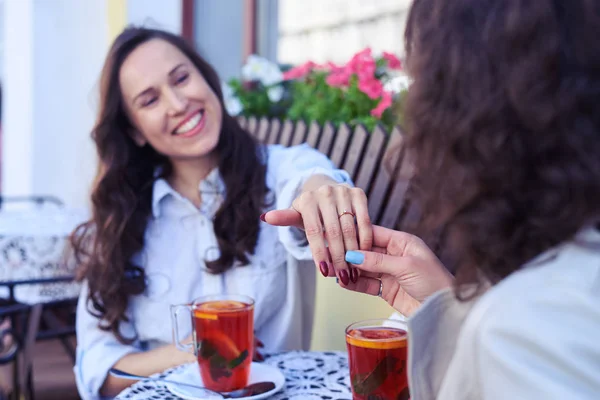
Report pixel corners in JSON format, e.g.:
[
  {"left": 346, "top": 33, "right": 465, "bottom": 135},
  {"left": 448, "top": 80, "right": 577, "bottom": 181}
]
[{"left": 338, "top": 209, "right": 355, "bottom": 219}]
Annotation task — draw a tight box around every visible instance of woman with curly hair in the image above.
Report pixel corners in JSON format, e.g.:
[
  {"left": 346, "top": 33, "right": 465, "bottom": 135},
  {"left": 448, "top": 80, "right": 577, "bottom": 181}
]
[
  {"left": 71, "top": 27, "right": 372, "bottom": 399},
  {"left": 268, "top": 0, "right": 600, "bottom": 398}
]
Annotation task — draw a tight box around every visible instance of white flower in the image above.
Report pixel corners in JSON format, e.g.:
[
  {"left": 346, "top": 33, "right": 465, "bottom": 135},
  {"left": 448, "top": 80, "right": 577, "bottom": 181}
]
[
  {"left": 242, "top": 54, "right": 283, "bottom": 86},
  {"left": 221, "top": 82, "right": 243, "bottom": 116},
  {"left": 384, "top": 74, "right": 412, "bottom": 94},
  {"left": 267, "top": 86, "right": 284, "bottom": 102}
]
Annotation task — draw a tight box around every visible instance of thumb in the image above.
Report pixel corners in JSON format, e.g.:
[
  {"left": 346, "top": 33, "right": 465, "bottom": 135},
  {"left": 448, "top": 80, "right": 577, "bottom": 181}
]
[
  {"left": 262, "top": 209, "right": 303, "bottom": 228},
  {"left": 345, "top": 250, "right": 411, "bottom": 277}
]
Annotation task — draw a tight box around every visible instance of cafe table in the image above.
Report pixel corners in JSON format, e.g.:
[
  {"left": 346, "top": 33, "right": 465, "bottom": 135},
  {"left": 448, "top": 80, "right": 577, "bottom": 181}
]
[{"left": 115, "top": 350, "right": 353, "bottom": 399}]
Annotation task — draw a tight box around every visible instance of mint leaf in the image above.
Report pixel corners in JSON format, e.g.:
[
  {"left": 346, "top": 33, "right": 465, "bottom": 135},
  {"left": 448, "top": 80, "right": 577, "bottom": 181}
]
[
  {"left": 227, "top": 349, "right": 248, "bottom": 370},
  {"left": 351, "top": 355, "right": 397, "bottom": 396}
]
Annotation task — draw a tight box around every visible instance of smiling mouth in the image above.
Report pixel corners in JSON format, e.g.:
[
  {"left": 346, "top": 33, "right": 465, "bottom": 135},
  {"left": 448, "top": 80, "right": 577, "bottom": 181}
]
[{"left": 173, "top": 110, "right": 205, "bottom": 136}]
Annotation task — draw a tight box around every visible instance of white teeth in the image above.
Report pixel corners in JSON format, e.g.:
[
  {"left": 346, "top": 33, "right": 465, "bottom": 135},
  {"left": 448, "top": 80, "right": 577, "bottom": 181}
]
[{"left": 174, "top": 112, "right": 203, "bottom": 135}]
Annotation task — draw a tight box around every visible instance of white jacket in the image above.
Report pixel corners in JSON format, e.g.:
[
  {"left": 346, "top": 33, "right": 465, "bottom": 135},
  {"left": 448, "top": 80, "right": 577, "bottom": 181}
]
[{"left": 408, "top": 226, "right": 600, "bottom": 399}]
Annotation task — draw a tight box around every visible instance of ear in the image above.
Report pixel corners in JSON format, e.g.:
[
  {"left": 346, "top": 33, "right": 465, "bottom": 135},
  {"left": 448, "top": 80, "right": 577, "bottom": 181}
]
[{"left": 129, "top": 130, "right": 147, "bottom": 147}]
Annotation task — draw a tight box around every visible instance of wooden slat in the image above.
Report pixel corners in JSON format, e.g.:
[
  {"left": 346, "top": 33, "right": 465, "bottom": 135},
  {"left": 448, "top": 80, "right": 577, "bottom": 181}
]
[
  {"left": 290, "top": 120, "right": 308, "bottom": 146},
  {"left": 379, "top": 150, "right": 415, "bottom": 229},
  {"left": 266, "top": 119, "right": 281, "bottom": 144},
  {"left": 317, "top": 122, "right": 336, "bottom": 156},
  {"left": 246, "top": 117, "right": 258, "bottom": 137},
  {"left": 399, "top": 197, "right": 421, "bottom": 232},
  {"left": 329, "top": 123, "right": 352, "bottom": 167},
  {"left": 304, "top": 121, "right": 321, "bottom": 148},
  {"left": 354, "top": 125, "right": 387, "bottom": 193},
  {"left": 342, "top": 125, "right": 369, "bottom": 181},
  {"left": 368, "top": 127, "right": 404, "bottom": 224},
  {"left": 256, "top": 117, "right": 270, "bottom": 143},
  {"left": 278, "top": 120, "right": 295, "bottom": 147}
]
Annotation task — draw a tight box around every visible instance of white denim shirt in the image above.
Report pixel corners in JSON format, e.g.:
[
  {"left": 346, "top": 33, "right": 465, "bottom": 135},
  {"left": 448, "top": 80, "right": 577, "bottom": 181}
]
[
  {"left": 74, "top": 144, "right": 351, "bottom": 400},
  {"left": 407, "top": 226, "right": 600, "bottom": 399}
]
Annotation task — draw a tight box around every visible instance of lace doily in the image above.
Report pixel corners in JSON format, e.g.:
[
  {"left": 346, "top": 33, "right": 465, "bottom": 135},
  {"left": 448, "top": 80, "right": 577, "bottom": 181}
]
[{"left": 116, "top": 351, "right": 352, "bottom": 399}]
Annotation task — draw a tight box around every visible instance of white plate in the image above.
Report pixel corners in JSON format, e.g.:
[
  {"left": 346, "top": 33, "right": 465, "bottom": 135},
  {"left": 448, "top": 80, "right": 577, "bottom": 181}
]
[{"left": 164, "top": 362, "right": 285, "bottom": 400}]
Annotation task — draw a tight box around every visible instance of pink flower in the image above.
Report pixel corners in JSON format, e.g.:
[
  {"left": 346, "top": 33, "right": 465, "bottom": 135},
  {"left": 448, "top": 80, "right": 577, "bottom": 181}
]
[
  {"left": 347, "top": 48, "right": 374, "bottom": 74},
  {"left": 382, "top": 52, "right": 402, "bottom": 70},
  {"left": 371, "top": 91, "right": 393, "bottom": 118},
  {"left": 358, "top": 77, "right": 384, "bottom": 100},
  {"left": 282, "top": 61, "right": 317, "bottom": 80},
  {"left": 326, "top": 71, "right": 351, "bottom": 87},
  {"left": 356, "top": 58, "right": 376, "bottom": 81},
  {"left": 326, "top": 65, "right": 353, "bottom": 87}
]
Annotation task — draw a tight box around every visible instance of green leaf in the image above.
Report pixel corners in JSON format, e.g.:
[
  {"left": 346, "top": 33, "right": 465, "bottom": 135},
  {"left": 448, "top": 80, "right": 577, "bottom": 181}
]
[
  {"left": 351, "top": 355, "right": 397, "bottom": 396},
  {"left": 227, "top": 349, "right": 249, "bottom": 369}
]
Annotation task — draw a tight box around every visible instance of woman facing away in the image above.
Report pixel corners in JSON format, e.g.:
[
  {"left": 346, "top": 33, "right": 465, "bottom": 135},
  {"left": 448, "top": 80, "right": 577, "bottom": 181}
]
[
  {"left": 271, "top": 0, "right": 600, "bottom": 398},
  {"left": 71, "top": 27, "right": 372, "bottom": 399}
]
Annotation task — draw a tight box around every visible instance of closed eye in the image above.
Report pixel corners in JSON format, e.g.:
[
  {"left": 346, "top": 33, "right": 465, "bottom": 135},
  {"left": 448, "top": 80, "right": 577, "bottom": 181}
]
[{"left": 175, "top": 72, "right": 189, "bottom": 85}]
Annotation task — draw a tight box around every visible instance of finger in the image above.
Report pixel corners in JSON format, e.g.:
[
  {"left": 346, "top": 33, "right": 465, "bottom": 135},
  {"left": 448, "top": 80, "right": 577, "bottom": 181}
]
[
  {"left": 297, "top": 194, "right": 331, "bottom": 278},
  {"left": 345, "top": 249, "right": 410, "bottom": 277},
  {"left": 262, "top": 209, "right": 302, "bottom": 228},
  {"left": 335, "top": 187, "right": 360, "bottom": 284},
  {"left": 372, "top": 246, "right": 387, "bottom": 254},
  {"left": 344, "top": 276, "right": 382, "bottom": 297},
  {"left": 371, "top": 225, "right": 421, "bottom": 251},
  {"left": 350, "top": 188, "right": 373, "bottom": 251},
  {"left": 317, "top": 188, "right": 350, "bottom": 286},
  {"left": 254, "top": 351, "right": 265, "bottom": 362}
]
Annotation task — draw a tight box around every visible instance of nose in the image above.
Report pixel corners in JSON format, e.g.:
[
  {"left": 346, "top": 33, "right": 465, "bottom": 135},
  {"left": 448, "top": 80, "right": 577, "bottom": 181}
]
[{"left": 165, "top": 88, "right": 189, "bottom": 116}]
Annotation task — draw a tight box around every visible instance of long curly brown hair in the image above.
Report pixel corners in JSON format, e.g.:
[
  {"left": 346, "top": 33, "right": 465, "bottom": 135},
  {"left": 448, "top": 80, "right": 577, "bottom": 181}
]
[
  {"left": 71, "top": 27, "right": 268, "bottom": 343},
  {"left": 404, "top": 0, "right": 600, "bottom": 293}
]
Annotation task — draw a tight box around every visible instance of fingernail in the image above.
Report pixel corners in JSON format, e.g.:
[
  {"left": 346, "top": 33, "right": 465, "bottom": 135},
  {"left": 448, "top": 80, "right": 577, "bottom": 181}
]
[
  {"left": 339, "top": 269, "right": 350, "bottom": 286},
  {"left": 336, "top": 277, "right": 339, "bottom": 284},
  {"left": 345, "top": 251, "right": 364, "bottom": 265},
  {"left": 260, "top": 213, "right": 266, "bottom": 222},
  {"left": 319, "top": 261, "right": 329, "bottom": 277},
  {"left": 351, "top": 268, "right": 358, "bottom": 283}
]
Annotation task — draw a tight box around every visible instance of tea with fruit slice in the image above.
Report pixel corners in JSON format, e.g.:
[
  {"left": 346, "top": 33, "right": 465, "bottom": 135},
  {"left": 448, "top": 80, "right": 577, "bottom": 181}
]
[
  {"left": 346, "top": 321, "right": 410, "bottom": 400},
  {"left": 194, "top": 300, "right": 254, "bottom": 392}
]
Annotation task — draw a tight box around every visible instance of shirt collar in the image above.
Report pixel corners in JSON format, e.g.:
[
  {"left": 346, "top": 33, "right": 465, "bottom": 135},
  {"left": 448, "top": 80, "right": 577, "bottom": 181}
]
[{"left": 151, "top": 168, "right": 225, "bottom": 218}]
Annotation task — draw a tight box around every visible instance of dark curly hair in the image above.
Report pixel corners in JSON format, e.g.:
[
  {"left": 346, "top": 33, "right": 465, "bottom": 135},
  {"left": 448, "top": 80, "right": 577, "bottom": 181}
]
[
  {"left": 404, "top": 0, "right": 600, "bottom": 293},
  {"left": 70, "top": 27, "right": 268, "bottom": 343}
]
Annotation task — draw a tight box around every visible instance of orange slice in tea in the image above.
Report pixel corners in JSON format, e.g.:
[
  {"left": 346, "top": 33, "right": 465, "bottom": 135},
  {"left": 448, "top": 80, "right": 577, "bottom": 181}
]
[
  {"left": 346, "top": 327, "right": 407, "bottom": 350},
  {"left": 202, "top": 330, "right": 243, "bottom": 360},
  {"left": 195, "top": 301, "right": 247, "bottom": 320}
]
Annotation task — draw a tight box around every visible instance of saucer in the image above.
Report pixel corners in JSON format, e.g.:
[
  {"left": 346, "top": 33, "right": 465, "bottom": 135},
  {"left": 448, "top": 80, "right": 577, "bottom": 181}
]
[{"left": 164, "top": 362, "right": 285, "bottom": 400}]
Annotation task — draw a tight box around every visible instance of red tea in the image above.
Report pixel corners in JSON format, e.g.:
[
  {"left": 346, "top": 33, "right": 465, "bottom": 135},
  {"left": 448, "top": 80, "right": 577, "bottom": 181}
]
[
  {"left": 194, "top": 300, "right": 254, "bottom": 392},
  {"left": 346, "top": 327, "right": 410, "bottom": 400}
]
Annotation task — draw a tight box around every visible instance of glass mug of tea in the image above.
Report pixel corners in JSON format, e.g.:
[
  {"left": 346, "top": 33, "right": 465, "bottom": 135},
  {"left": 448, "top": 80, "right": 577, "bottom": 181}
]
[
  {"left": 346, "top": 318, "right": 410, "bottom": 400},
  {"left": 171, "top": 294, "right": 255, "bottom": 392}
]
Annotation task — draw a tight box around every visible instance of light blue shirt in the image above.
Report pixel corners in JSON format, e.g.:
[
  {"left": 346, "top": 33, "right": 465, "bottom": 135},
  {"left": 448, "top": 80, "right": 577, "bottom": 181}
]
[{"left": 74, "top": 144, "right": 351, "bottom": 399}]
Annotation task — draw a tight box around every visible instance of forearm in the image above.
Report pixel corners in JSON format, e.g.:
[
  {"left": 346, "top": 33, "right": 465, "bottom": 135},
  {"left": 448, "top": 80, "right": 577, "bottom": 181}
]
[{"left": 100, "top": 343, "right": 195, "bottom": 397}]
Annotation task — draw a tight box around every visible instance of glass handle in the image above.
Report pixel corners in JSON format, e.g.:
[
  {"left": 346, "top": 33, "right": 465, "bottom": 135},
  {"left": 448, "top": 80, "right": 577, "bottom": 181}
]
[{"left": 170, "top": 304, "right": 195, "bottom": 354}]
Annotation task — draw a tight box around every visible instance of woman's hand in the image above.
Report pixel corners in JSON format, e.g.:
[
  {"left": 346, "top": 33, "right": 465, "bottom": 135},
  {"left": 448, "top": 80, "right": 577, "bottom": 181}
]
[
  {"left": 253, "top": 335, "right": 265, "bottom": 362},
  {"left": 263, "top": 175, "right": 372, "bottom": 287},
  {"left": 343, "top": 225, "right": 454, "bottom": 317}
]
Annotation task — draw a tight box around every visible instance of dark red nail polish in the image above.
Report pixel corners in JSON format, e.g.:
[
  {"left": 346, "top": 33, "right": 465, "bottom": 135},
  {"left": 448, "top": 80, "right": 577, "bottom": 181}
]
[
  {"left": 339, "top": 269, "right": 350, "bottom": 285},
  {"left": 319, "top": 261, "right": 329, "bottom": 277},
  {"left": 351, "top": 268, "right": 358, "bottom": 283},
  {"left": 260, "top": 213, "right": 266, "bottom": 222}
]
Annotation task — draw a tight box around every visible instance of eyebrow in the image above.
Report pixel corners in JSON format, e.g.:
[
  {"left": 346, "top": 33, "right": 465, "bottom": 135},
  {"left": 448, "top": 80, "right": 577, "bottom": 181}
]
[{"left": 132, "top": 63, "right": 187, "bottom": 104}]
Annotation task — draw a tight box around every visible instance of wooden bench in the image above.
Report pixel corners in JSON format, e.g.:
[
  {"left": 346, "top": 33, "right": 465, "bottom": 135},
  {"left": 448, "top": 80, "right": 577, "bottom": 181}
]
[{"left": 238, "top": 116, "right": 420, "bottom": 233}]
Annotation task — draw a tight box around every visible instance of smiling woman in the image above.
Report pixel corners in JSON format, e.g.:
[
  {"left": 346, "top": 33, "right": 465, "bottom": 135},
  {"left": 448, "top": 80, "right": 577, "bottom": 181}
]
[{"left": 70, "top": 26, "right": 370, "bottom": 400}]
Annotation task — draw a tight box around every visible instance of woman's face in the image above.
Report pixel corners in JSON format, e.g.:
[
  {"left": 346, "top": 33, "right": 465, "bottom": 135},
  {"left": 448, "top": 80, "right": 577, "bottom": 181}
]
[{"left": 119, "top": 38, "right": 222, "bottom": 161}]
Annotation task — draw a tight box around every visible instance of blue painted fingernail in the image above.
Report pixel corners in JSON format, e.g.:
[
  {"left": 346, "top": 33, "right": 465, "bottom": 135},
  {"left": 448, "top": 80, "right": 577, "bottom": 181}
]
[{"left": 345, "top": 251, "right": 364, "bottom": 265}]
